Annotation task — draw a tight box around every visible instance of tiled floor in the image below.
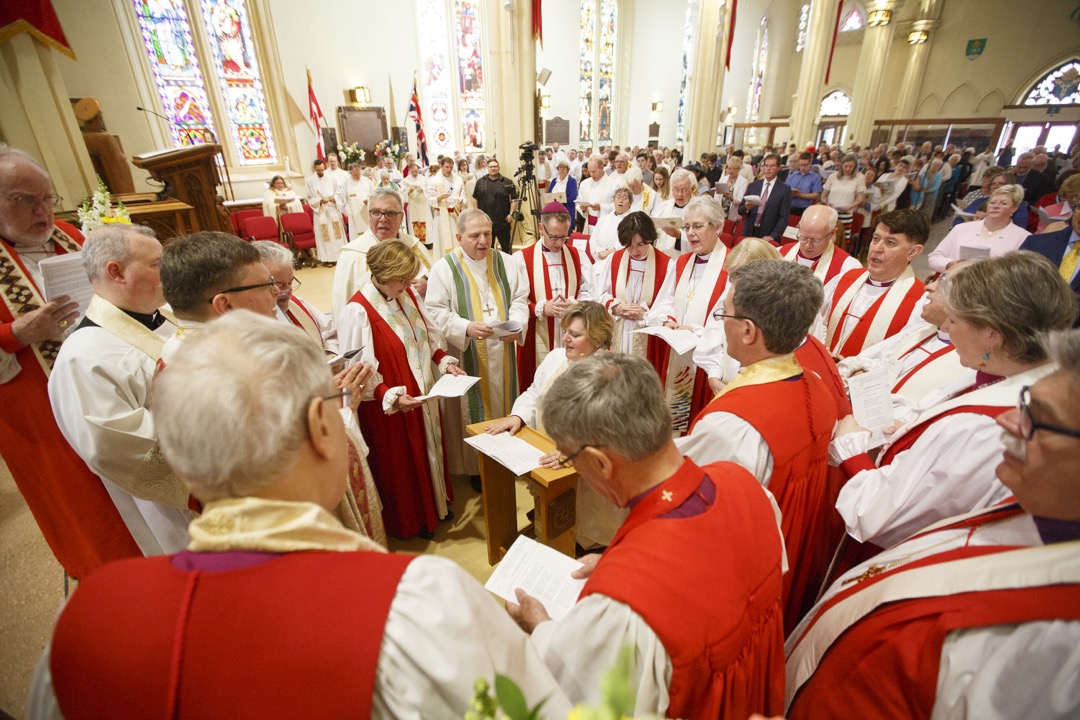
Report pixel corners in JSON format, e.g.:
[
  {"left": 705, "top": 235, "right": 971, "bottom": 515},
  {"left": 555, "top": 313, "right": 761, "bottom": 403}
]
[{"left": 0, "top": 218, "right": 950, "bottom": 717}]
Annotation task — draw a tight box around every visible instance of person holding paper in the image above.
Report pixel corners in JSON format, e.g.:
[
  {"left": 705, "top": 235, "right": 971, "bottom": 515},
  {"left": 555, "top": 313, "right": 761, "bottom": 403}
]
[
  {"left": 719, "top": 157, "right": 749, "bottom": 223},
  {"left": 625, "top": 166, "right": 656, "bottom": 216},
  {"left": 647, "top": 196, "right": 731, "bottom": 436},
  {"left": 32, "top": 313, "right": 571, "bottom": 720},
  {"left": 818, "top": 209, "right": 929, "bottom": 359},
  {"left": 588, "top": 186, "right": 634, "bottom": 288},
  {"left": 342, "top": 163, "right": 375, "bottom": 240},
  {"left": 576, "top": 156, "right": 614, "bottom": 237},
  {"left": 0, "top": 146, "right": 143, "bottom": 579},
  {"left": 332, "top": 188, "right": 430, "bottom": 318},
  {"left": 786, "top": 330, "right": 1080, "bottom": 720},
  {"left": 655, "top": 169, "right": 695, "bottom": 257},
  {"left": 779, "top": 205, "right": 862, "bottom": 286},
  {"left": 338, "top": 240, "right": 466, "bottom": 540},
  {"left": 830, "top": 252, "right": 1076, "bottom": 561},
  {"left": 738, "top": 153, "right": 792, "bottom": 243},
  {"left": 426, "top": 156, "right": 466, "bottom": 258},
  {"left": 48, "top": 224, "right": 190, "bottom": 556},
  {"left": 260, "top": 174, "right": 303, "bottom": 219},
  {"left": 928, "top": 184, "right": 1029, "bottom": 273},
  {"left": 426, "top": 209, "right": 529, "bottom": 480},
  {"left": 547, "top": 159, "right": 578, "bottom": 224},
  {"left": 506, "top": 352, "right": 786, "bottom": 719},
  {"left": 677, "top": 260, "right": 841, "bottom": 632},
  {"left": 514, "top": 203, "right": 593, "bottom": 388}
]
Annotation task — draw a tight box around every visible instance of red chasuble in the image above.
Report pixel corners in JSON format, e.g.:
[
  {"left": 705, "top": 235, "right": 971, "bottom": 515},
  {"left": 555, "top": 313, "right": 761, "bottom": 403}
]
[
  {"left": 692, "top": 370, "right": 841, "bottom": 633},
  {"left": 517, "top": 242, "right": 584, "bottom": 388},
  {"left": 582, "top": 458, "right": 784, "bottom": 720},
  {"left": 0, "top": 221, "right": 140, "bottom": 579},
  {"left": 50, "top": 551, "right": 414, "bottom": 719},
  {"left": 350, "top": 288, "right": 452, "bottom": 539},
  {"left": 794, "top": 333, "right": 851, "bottom": 416}
]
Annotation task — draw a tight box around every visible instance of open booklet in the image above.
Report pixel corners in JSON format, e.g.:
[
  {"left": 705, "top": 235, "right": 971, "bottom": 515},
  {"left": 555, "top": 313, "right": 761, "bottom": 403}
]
[
  {"left": 415, "top": 374, "right": 481, "bottom": 401},
  {"left": 463, "top": 432, "right": 545, "bottom": 476},
  {"left": 633, "top": 325, "right": 699, "bottom": 356},
  {"left": 39, "top": 253, "right": 93, "bottom": 324},
  {"left": 847, "top": 365, "right": 895, "bottom": 449},
  {"left": 484, "top": 535, "right": 586, "bottom": 621}
]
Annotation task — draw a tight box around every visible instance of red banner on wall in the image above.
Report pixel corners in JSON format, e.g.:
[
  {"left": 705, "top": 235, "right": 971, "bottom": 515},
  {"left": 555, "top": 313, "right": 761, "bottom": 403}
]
[{"left": 0, "top": 0, "right": 75, "bottom": 60}]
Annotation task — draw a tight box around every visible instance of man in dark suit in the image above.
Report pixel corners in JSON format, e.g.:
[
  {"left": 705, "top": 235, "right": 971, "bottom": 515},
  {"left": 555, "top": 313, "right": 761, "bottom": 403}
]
[
  {"left": 1013, "top": 152, "right": 1052, "bottom": 206},
  {"left": 1020, "top": 211, "right": 1080, "bottom": 325},
  {"left": 739, "top": 153, "right": 792, "bottom": 242}
]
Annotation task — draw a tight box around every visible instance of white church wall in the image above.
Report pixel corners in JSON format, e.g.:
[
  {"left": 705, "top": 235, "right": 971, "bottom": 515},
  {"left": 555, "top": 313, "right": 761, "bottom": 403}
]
[
  {"left": 622, "top": 0, "right": 685, "bottom": 148},
  {"left": 536, "top": 0, "right": 580, "bottom": 148}
]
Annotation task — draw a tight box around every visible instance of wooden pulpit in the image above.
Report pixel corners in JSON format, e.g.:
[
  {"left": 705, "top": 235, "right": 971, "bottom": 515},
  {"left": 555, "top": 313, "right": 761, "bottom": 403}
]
[{"left": 132, "top": 144, "right": 231, "bottom": 233}]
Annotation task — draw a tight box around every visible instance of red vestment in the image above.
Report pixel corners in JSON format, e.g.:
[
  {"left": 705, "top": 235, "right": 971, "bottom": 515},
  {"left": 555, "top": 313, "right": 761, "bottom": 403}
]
[
  {"left": 582, "top": 458, "right": 785, "bottom": 720},
  {"left": 50, "top": 550, "right": 413, "bottom": 718},
  {"left": 350, "top": 288, "right": 453, "bottom": 538},
  {"left": 691, "top": 369, "right": 841, "bottom": 633},
  {"left": 780, "top": 242, "right": 855, "bottom": 285},
  {"left": 0, "top": 221, "right": 140, "bottom": 578},
  {"left": 826, "top": 268, "right": 925, "bottom": 358},
  {"left": 517, "top": 242, "right": 585, "bottom": 388}
]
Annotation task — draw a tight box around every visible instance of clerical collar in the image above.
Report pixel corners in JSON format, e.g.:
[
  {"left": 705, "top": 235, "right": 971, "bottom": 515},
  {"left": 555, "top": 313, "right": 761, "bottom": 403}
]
[
  {"left": 935, "top": 329, "right": 952, "bottom": 344},
  {"left": 1033, "top": 515, "right": 1080, "bottom": 544},
  {"left": 866, "top": 277, "right": 895, "bottom": 288},
  {"left": 80, "top": 306, "right": 164, "bottom": 332},
  {"left": 795, "top": 249, "right": 822, "bottom": 263},
  {"left": 694, "top": 252, "right": 711, "bottom": 264}
]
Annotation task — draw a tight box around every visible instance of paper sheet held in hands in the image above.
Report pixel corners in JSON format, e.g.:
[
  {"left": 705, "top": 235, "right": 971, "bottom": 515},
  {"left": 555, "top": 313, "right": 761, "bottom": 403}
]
[
  {"left": 39, "top": 254, "right": 93, "bottom": 323},
  {"left": 415, "top": 374, "right": 481, "bottom": 400},
  {"left": 463, "top": 432, "right": 545, "bottom": 476},
  {"left": 633, "top": 326, "right": 699, "bottom": 355},
  {"left": 958, "top": 245, "right": 991, "bottom": 260},
  {"left": 951, "top": 203, "right": 976, "bottom": 218},
  {"left": 654, "top": 217, "right": 683, "bottom": 230},
  {"left": 742, "top": 194, "right": 762, "bottom": 205},
  {"left": 484, "top": 535, "right": 585, "bottom": 621},
  {"left": 847, "top": 366, "right": 894, "bottom": 449},
  {"left": 491, "top": 320, "right": 523, "bottom": 338}
]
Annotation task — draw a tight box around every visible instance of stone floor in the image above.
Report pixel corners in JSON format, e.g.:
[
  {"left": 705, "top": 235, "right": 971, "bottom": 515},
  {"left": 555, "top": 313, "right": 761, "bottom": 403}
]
[{"left": 0, "top": 216, "right": 952, "bottom": 717}]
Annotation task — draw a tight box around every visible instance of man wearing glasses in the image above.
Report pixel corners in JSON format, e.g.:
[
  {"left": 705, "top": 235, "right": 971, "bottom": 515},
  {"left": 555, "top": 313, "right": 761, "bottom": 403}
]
[
  {"left": 49, "top": 223, "right": 191, "bottom": 556},
  {"left": 0, "top": 146, "right": 145, "bottom": 579},
  {"left": 332, "top": 187, "right": 429, "bottom": 317},
  {"left": 779, "top": 205, "right": 861, "bottom": 285},
  {"left": 253, "top": 240, "right": 338, "bottom": 355},
  {"left": 785, "top": 328, "right": 1080, "bottom": 720}
]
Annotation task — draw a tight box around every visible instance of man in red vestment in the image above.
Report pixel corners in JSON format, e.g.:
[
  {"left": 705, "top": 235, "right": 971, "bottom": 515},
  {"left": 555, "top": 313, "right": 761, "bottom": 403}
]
[
  {"left": 819, "top": 209, "right": 928, "bottom": 359},
  {"left": 513, "top": 202, "right": 592, "bottom": 388},
  {"left": 506, "top": 353, "right": 785, "bottom": 720},
  {"left": 785, "top": 328, "right": 1080, "bottom": 719},
  {"left": 31, "top": 312, "right": 570, "bottom": 719},
  {"left": 679, "top": 260, "right": 842, "bottom": 632},
  {"left": 779, "top": 205, "right": 861, "bottom": 285},
  {"left": 0, "top": 146, "right": 140, "bottom": 579}
]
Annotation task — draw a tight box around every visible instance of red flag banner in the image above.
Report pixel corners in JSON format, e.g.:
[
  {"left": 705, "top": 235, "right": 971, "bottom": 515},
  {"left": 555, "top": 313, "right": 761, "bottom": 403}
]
[
  {"left": 533, "top": 0, "right": 543, "bottom": 48},
  {"left": 725, "top": 0, "right": 738, "bottom": 71},
  {"left": 307, "top": 68, "right": 327, "bottom": 162},
  {"left": 0, "top": 0, "right": 75, "bottom": 60},
  {"left": 824, "top": 1, "right": 844, "bottom": 85},
  {"left": 408, "top": 77, "right": 430, "bottom": 167}
]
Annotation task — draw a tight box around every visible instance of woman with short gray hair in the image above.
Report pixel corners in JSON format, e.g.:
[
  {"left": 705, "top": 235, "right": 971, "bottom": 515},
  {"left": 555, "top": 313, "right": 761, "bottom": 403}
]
[{"left": 928, "top": 183, "right": 1030, "bottom": 274}]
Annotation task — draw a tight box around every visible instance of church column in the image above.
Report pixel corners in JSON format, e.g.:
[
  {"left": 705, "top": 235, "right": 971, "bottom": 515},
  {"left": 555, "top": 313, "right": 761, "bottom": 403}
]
[
  {"left": 894, "top": 18, "right": 940, "bottom": 119},
  {"left": 788, "top": 0, "right": 841, "bottom": 147},
  {"left": 484, "top": 0, "right": 536, "bottom": 161},
  {"left": 0, "top": 33, "right": 95, "bottom": 209},
  {"left": 684, "top": 0, "right": 726, "bottom": 160},
  {"left": 846, "top": 0, "right": 903, "bottom": 146}
]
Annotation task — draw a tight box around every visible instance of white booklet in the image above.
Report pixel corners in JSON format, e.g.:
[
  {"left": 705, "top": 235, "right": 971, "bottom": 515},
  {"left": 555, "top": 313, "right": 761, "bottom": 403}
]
[
  {"left": 542, "top": 191, "right": 568, "bottom": 204},
  {"left": 491, "top": 320, "right": 523, "bottom": 338},
  {"left": 415, "top": 374, "right": 481, "bottom": 401},
  {"left": 847, "top": 366, "right": 895, "bottom": 449},
  {"left": 484, "top": 535, "right": 585, "bottom": 621},
  {"left": 463, "top": 432, "right": 545, "bottom": 476},
  {"left": 958, "top": 245, "right": 992, "bottom": 260},
  {"left": 39, "top": 253, "right": 93, "bottom": 323},
  {"left": 742, "top": 194, "right": 763, "bottom": 205},
  {"left": 633, "top": 325, "right": 699, "bottom": 355}
]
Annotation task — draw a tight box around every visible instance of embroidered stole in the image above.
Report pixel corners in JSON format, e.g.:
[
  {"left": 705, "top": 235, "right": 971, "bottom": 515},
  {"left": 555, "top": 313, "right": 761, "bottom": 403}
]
[
  {"left": 827, "top": 267, "right": 921, "bottom": 356},
  {"left": 434, "top": 175, "right": 461, "bottom": 258},
  {"left": 527, "top": 244, "right": 580, "bottom": 364},
  {"left": 285, "top": 296, "right": 324, "bottom": 348},
  {"left": 445, "top": 248, "right": 517, "bottom": 422},
  {"left": 0, "top": 228, "right": 82, "bottom": 376},
  {"left": 84, "top": 295, "right": 167, "bottom": 361},
  {"left": 782, "top": 242, "right": 841, "bottom": 284},
  {"left": 611, "top": 247, "right": 661, "bottom": 356},
  {"left": 361, "top": 283, "right": 435, "bottom": 393}
]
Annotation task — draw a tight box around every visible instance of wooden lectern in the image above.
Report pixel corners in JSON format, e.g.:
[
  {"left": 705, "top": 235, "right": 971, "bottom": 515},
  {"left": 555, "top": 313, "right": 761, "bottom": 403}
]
[{"left": 132, "top": 144, "right": 231, "bottom": 233}]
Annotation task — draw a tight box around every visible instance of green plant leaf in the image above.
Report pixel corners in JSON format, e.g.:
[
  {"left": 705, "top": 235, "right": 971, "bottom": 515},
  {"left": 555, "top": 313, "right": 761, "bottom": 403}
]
[{"left": 494, "top": 674, "right": 530, "bottom": 720}]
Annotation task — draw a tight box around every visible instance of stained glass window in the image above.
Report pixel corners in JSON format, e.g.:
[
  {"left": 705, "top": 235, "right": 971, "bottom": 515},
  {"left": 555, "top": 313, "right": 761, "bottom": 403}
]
[
  {"left": 1023, "top": 61, "right": 1080, "bottom": 106},
  {"left": 746, "top": 16, "right": 768, "bottom": 126},
  {"left": 839, "top": 8, "right": 863, "bottom": 32},
  {"left": 579, "top": 0, "right": 617, "bottom": 146},
  {"left": 820, "top": 90, "right": 852, "bottom": 116},
  {"left": 453, "top": 0, "right": 486, "bottom": 151},
  {"left": 676, "top": 1, "right": 698, "bottom": 146},
  {"left": 795, "top": 4, "right": 809, "bottom": 51},
  {"left": 131, "top": 0, "right": 218, "bottom": 148},
  {"left": 198, "top": 0, "right": 276, "bottom": 164}
]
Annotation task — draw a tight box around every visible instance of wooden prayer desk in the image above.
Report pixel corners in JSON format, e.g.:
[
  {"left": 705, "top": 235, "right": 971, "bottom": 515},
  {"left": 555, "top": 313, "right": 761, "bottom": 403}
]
[{"left": 465, "top": 420, "right": 578, "bottom": 565}]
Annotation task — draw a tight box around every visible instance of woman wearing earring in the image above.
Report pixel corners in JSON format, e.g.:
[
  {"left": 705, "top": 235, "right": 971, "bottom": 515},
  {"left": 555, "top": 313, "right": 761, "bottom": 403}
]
[{"left": 828, "top": 252, "right": 1076, "bottom": 559}]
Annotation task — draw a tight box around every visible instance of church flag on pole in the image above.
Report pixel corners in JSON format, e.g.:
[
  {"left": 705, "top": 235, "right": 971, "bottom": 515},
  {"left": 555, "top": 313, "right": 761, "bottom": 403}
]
[
  {"left": 409, "top": 77, "right": 430, "bottom": 167},
  {"left": 307, "top": 68, "right": 327, "bottom": 162},
  {"left": 725, "top": 0, "right": 739, "bottom": 70},
  {"left": 533, "top": 0, "right": 543, "bottom": 48},
  {"left": 824, "top": 1, "right": 844, "bottom": 85}
]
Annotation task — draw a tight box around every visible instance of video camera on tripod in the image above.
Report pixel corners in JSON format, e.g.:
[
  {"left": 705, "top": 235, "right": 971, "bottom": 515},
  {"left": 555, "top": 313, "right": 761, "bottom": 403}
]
[{"left": 513, "top": 141, "right": 541, "bottom": 224}]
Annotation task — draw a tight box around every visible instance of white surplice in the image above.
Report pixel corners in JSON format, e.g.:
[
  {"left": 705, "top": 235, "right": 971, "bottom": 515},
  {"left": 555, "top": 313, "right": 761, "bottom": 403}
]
[
  {"left": 425, "top": 171, "right": 465, "bottom": 258},
  {"left": 343, "top": 175, "right": 375, "bottom": 239},
  {"left": 305, "top": 171, "right": 346, "bottom": 262}
]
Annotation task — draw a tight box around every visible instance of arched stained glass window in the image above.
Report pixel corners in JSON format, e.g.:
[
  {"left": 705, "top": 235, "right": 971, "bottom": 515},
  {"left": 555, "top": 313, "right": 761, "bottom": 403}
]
[
  {"left": 746, "top": 16, "right": 768, "bottom": 125},
  {"left": 820, "top": 90, "right": 852, "bottom": 116},
  {"left": 131, "top": 0, "right": 277, "bottom": 166},
  {"left": 1023, "top": 60, "right": 1080, "bottom": 106},
  {"left": 579, "top": 0, "right": 618, "bottom": 145}
]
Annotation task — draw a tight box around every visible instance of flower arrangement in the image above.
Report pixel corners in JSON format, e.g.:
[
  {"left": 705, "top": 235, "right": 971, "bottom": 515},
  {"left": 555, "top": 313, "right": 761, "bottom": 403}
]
[
  {"left": 77, "top": 176, "right": 131, "bottom": 232},
  {"left": 337, "top": 141, "right": 366, "bottom": 167},
  {"left": 374, "top": 139, "right": 405, "bottom": 163}
]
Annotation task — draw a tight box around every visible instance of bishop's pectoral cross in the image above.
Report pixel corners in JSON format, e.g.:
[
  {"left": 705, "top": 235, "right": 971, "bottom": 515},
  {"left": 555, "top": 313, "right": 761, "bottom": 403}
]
[{"left": 841, "top": 563, "right": 884, "bottom": 586}]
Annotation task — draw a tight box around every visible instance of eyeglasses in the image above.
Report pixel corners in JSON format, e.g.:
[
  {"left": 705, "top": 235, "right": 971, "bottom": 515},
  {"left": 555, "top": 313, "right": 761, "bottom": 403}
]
[
  {"left": 686, "top": 223, "right": 711, "bottom": 232},
  {"left": 370, "top": 209, "right": 402, "bottom": 219},
  {"left": 5, "top": 193, "right": 62, "bottom": 210},
  {"left": 797, "top": 232, "right": 831, "bottom": 245},
  {"left": 319, "top": 388, "right": 353, "bottom": 408},
  {"left": 273, "top": 277, "right": 302, "bottom": 292},
  {"left": 557, "top": 444, "right": 599, "bottom": 468},
  {"left": 1016, "top": 385, "right": 1080, "bottom": 441},
  {"left": 545, "top": 233, "right": 570, "bottom": 243},
  {"left": 208, "top": 276, "right": 277, "bottom": 303},
  {"left": 712, "top": 310, "right": 756, "bottom": 324}
]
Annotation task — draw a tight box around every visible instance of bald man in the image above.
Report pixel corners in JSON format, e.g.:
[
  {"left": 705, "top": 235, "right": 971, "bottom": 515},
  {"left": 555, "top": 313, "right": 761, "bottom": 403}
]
[{"left": 779, "top": 205, "right": 862, "bottom": 285}]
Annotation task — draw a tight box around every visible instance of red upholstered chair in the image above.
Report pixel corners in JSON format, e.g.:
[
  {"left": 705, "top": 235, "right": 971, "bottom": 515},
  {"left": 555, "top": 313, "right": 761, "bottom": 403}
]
[
  {"left": 280, "top": 212, "right": 319, "bottom": 267},
  {"left": 1035, "top": 192, "right": 1059, "bottom": 209},
  {"left": 303, "top": 202, "right": 314, "bottom": 221},
  {"left": 722, "top": 219, "right": 736, "bottom": 235},
  {"left": 230, "top": 208, "right": 262, "bottom": 237},
  {"left": 239, "top": 215, "right": 280, "bottom": 244},
  {"left": 569, "top": 232, "right": 593, "bottom": 262},
  {"left": 787, "top": 214, "right": 802, "bottom": 229},
  {"left": 720, "top": 232, "right": 736, "bottom": 249}
]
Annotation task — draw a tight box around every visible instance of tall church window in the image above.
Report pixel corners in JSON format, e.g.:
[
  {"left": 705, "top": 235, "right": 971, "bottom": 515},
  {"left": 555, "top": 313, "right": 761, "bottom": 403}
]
[
  {"left": 579, "top": 0, "right": 618, "bottom": 145},
  {"left": 820, "top": 90, "right": 852, "bottom": 116},
  {"left": 1022, "top": 60, "right": 1080, "bottom": 106},
  {"left": 131, "top": 0, "right": 277, "bottom": 166},
  {"left": 795, "top": 4, "right": 809, "bottom": 52},
  {"left": 676, "top": 0, "right": 698, "bottom": 146},
  {"left": 746, "top": 16, "right": 768, "bottom": 126}
]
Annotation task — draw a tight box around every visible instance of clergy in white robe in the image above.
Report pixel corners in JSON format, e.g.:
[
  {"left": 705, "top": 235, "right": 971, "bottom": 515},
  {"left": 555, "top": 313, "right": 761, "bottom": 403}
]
[
  {"left": 426, "top": 157, "right": 466, "bottom": 258},
  {"left": 426, "top": 209, "right": 529, "bottom": 476},
  {"left": 400, "top": 163, "right": 430, "bottom": 243},
  {"left": 625, "top": 166, "right": 656, "bottom": 216},
  {"left": 576, "top": 157, "right": 615, "bottom": 235},
  {"left": 261, "top": 175, "right": 302, "bottom": 218},
  {"left": 342, "top": 165, "right": 375, "bottom": 239},
  {"left": 597, "top": 216, "right": 672, "bottom": 359},
  {"left": 654, "top": 169, "right": 695, "bottom": 258},
  {"left": 47, "top": 226, "right": 189, "bottom": 556},
  {"left": 325, "top": 152, "right": 349, "bottom": 187},
  {"left": 588, "top": 187, "right": 633, "bottom": 289},
  {"left": 305, "top": 160, "right": 346, "bottom": 263},
  {"left": 779, "top": 205, "right": 863, "bottom": 286}
]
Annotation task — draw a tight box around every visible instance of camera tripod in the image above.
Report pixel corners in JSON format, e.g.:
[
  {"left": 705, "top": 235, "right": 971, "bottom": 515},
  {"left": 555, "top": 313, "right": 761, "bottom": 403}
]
[{"left": 511, "top": 171, "right": 542, "bottom": 247}]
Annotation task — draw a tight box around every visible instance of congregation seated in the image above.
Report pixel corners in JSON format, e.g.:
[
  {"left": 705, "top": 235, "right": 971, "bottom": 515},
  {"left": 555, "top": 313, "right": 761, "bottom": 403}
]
[
  {"left": 1020, "top": 197, "right": 1080, "bottom": 324},
  {"left": 261, "top": 174, "right": 302, "bottom": 218},
  {"left": 928, "top": 183, "right": 1029, "bottom": 272}
]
